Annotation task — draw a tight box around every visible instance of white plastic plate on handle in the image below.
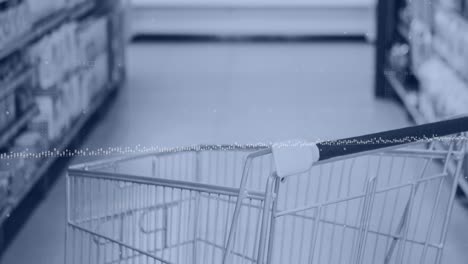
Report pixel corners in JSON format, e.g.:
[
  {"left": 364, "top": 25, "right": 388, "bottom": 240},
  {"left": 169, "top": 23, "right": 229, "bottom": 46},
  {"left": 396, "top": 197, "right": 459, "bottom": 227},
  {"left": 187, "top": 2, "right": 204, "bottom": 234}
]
[{"left": 272, "top": 140, "right": 320, "bottom": 178}]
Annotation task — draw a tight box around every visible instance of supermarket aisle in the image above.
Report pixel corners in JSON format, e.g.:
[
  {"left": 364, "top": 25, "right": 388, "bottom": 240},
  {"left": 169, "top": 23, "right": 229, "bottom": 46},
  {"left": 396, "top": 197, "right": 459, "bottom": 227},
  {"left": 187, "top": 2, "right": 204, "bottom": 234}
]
[{"left": 2, "top": 42, "right": 468, "bottom": 263}]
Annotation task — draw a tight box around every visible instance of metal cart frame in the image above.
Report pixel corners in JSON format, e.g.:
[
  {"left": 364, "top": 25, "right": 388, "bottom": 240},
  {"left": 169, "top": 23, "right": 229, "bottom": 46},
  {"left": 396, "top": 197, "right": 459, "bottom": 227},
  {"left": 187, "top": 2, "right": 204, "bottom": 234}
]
[{"left": 66, "top": 117, "right": 468, "bottom": 264}]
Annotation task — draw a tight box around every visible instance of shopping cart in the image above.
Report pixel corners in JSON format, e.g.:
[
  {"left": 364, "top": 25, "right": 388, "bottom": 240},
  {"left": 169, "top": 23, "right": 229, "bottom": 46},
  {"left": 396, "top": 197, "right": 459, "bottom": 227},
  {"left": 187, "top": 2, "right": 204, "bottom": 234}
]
[{"left": 66, "top": 117, "right": 468, "bottom": 264}]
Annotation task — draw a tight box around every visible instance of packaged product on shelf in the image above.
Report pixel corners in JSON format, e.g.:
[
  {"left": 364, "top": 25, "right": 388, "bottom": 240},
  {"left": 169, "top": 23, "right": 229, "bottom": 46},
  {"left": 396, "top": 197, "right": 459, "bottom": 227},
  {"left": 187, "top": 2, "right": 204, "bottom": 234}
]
[
  {"left": 0, "top": 93, "right": 17, "bottom": 132},
  {"left": 389, "top": 43, "right": 410, "bottom": 78},
  {"left": 0, "top": 157, "right": 26, "bottom": 198},
  {"left": 76, "top": 16, "right": 110, "bottom": 100},
  {"left": 433, "top": 9, "right": 468, "bottom": 79},
  {"left": 32, "top": 92, "right": 62, "bottom": 142},
  {"left": 61, "top": 74, "right": 82, "bottom": 121},
  {"left": 32, "top": 75, "right": 85, "bottom": 144},
  {"left": 0, "top": 171, "right": 8, "bottom": 209},
  {"left": 77, "top": 16, "right": 108, "bottom": 69},
  {"left": 5, "top": 93, "right": 16, "bottom": 124},
  {"left": 417, "top": 57, "right": 468, "bottom": 119},
  {"left": 15, "top": 83, "right": 34, "bottom": 115},
  {"left": 0, "top": 52, "right": 28, "bottom": 84},
  {"left": 438, "top": 0, "right": 463, "bottom": 12},
  {"left": 30, "top": 38, "right": 53, "bottom": 89},
  {"left": 29, "top": 22, "right": 80, "bottom": 90},
  {"left": 409, "top": 20, "right": 432, "bottom": 75},
  {"left": 0, "top": 159, "right": 13, "bottom": 203},
  {"left": 79, "top": 52, "right": 109, "bottom": 104},
  {"left": 77, "top": 70, "right": 90, "bottom": 113},
  {"left": 92, "top": 53, "right": 109, "bottom": 95},
  {"left": 409, "top": 0, "right": 434, "bottom": 25},
  {"left": 0, "top": 1, "right": 32, "bottom": 48},
  {"left": 11, "top": 131, "right": 47, "bottom": 168},
  {"left": 28, "top": 16, "right": 112, "bottom": 146}
]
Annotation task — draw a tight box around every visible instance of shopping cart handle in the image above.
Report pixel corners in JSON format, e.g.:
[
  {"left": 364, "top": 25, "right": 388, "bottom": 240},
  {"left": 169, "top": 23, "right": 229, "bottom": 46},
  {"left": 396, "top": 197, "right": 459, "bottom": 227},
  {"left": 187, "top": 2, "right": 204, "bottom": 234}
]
[
  {"left": 272, "top": 116, "right": 468, "bottom": 177},
  {"left": 317, "top": 116, "right": 468, "bottom": 161}
]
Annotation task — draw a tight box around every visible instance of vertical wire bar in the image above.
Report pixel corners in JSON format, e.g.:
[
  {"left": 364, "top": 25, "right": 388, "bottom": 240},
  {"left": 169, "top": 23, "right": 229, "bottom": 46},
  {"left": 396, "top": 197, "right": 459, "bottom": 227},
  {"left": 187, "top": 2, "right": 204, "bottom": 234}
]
[
  {"left": 147, "top": 184, "right": 152, "bottom": 261},
  {"left": 307, "top": 164, "right": 325, "bottom": 264},
  {"left": 130, "top": 183, "right": 135, "bottom": 264},
  {"left": 420, "top": 143, "right": 453, "bottom": 263},
  {"left": 138, "top": 184, "right": 143, "bottom": 261},
  {"left": 265, "top": 179, "right": 281, "bottom": 264},
  {"left": 321, "top": 162, "right": 336, "bottom": 263},
  {"left": 384, "top": 160, "right": 414, "bottom": 263},
  {"left": 168, "top": 158, "right": 175, "bottom": 260},
  {"left": 435, "top": 143, "right": 465, "bottom": 264},
  {"left": 352, "top": 157, "right": 373, "bottom": 264},
  {"left": 123, "top": 178, "right": 129, "bottom": 262},
  {"left": 112, "top": 178, "right": 116, "bottom": 264},
  {"left": 223, "top": 152, "right": 228, "bottom": 187},
  {"left": 89, "top": 178, "right": 94, "bottom": 264},
  {"left": 205, "top": 194, "right": 213, "bottom": 263},
  {"left": 394, "top": 184, "right": 416, "bottom": 264},
  {"left": 251, "top": 199, "right": 262, "bottom": 263},
  {"left": 288, "top": 174, "right": 305, "bottom": 263},
  {"left": 184, "top": 153, "right": 192, "bottom": 262},
  {"left": 400, "top": 151, "right": 435, "bottom": 263},
  {"left": 371, "top": 156, "right": 395, "bottom": 263},
  {"left": 252, "top": 155, "right": 267, "bottom": 262},
  {"left": 394, "top": 143, "right": 434, "bottom": 263},
  {"left": 232, "top": 152, "right": 238, "bottom": 188},
  {"left": 154, "top": 186, "right": 160, "bottom": 261},
  {"left": 192, "top": 151, "right": 202, "bottom": 264},
  {"left": 65, "top": 173, "right": 72, "bottom": 264},
  {"left": 278, "top": 177, "right": 290, "bottom": 264},
  {"left": 222, "top": 195, "right": 232, "bottom": 250},
  {"left": 118, "top": 181, "right": 125, "bottom": 262},
  {"left": 211, "top": 194, "right": 221, "bottom": 263},
  {"left": 405, "top": 180, "right": 428, "bottom": 263},
  {"left": 176, "top": 189, "right": 183, "bottom": 263},
  {"left": 96, "top": 179, "right": 101, "bottom": 264},
  {"left": 257, "top": 176, "right": 276, "bottom": 264},
  {"left": 241, "top": 199, "right": 253, "bottom": 263},
  {"left": 348, "top": 158, "right": 368, "bottom": 263},
  {"left": 355, "top": 156, "right": 380, "bottom": 264},
  {"left": 307, "top": 207, "right": 322, "bottom": 264},
  {"left": 186, "top": 190, "right": 194, "bottom": 264},
  {"left": 258, "top": 156, "right": 265, "bottom": 191},
  {"left": 383, "top": 156, "right": 408, "bottom": 263},
  {"left": 298, "top": 168, "right": 313, "bottom": 264},
  {"left": 140, "top": 185, "right": 144, "bottom": 264},
  {"left": 235, "top": 196, "right": 242, "bottom": 262},
  {"left": 80, "top": 177, "right": 85, "bottom": 264},
  {"left": 338, "top": 159, "right": 356, "bottom": 264},
  {"left": 105, "top": 180, "right": 112, "bottom": 263},
  {"left": 161, "top": 187, "right": 167, "bottom": 261},
  {"left": 327, "top": 161, "right": 346, "bottom": 263},
  {"left": 223, "top": 156, "right": 255, "bottom": 264},
  {"left": 215, "top": 151, "right": 220, "bottom": 186}
]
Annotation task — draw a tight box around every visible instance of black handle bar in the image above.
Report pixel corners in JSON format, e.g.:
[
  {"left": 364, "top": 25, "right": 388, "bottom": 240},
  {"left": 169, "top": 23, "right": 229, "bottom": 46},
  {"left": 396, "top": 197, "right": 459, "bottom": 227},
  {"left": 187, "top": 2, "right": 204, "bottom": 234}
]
[{"left": 316, "top": 116, "right": 468, "bottom": 161}]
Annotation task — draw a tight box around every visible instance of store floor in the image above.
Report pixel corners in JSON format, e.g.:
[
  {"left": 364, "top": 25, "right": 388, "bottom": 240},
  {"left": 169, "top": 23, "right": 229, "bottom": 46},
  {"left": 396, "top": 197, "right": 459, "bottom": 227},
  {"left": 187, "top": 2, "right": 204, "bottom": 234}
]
[{"left": 2, "top": 42, "right": 468, "bottom": 263}]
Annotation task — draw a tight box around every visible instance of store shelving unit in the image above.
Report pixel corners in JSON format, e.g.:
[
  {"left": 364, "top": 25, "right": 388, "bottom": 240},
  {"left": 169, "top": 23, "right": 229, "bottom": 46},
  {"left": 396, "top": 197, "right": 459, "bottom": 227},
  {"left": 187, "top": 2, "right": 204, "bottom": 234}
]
[
  {"left": 0, "top": 0, "right": 127, "bottom": 251},
  {"left": 0, "top": 69, "right": 33, "bottom": 102},
  {"left": 375, "top": 0, "right": 468, "bottom": 196},
  {"left": 0, "top": 1, "right": 95, "bottom": 61},
  {"left": 0, "top": 106, "right": 39, "bottom": 150},
  {"left": 0, "top": 84, "right": 117, "bottom": 226},
  {"left": 384, "top": 70, "right": 424, "bottom": 124}
]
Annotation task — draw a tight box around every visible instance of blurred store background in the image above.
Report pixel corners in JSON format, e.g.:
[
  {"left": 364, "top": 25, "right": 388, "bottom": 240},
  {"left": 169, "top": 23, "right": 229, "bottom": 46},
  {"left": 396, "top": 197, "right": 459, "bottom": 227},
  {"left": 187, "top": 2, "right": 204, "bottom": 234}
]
[{"left": 0, "top": 0, "right": 467, "bottom": 263}]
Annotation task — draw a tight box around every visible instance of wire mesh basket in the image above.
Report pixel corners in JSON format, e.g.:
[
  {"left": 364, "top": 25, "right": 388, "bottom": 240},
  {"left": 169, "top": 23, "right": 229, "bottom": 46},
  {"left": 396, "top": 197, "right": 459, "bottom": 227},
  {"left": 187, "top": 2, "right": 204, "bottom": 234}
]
[{"left": 66, "top": 117, "right": 468, "bottom": 264}]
